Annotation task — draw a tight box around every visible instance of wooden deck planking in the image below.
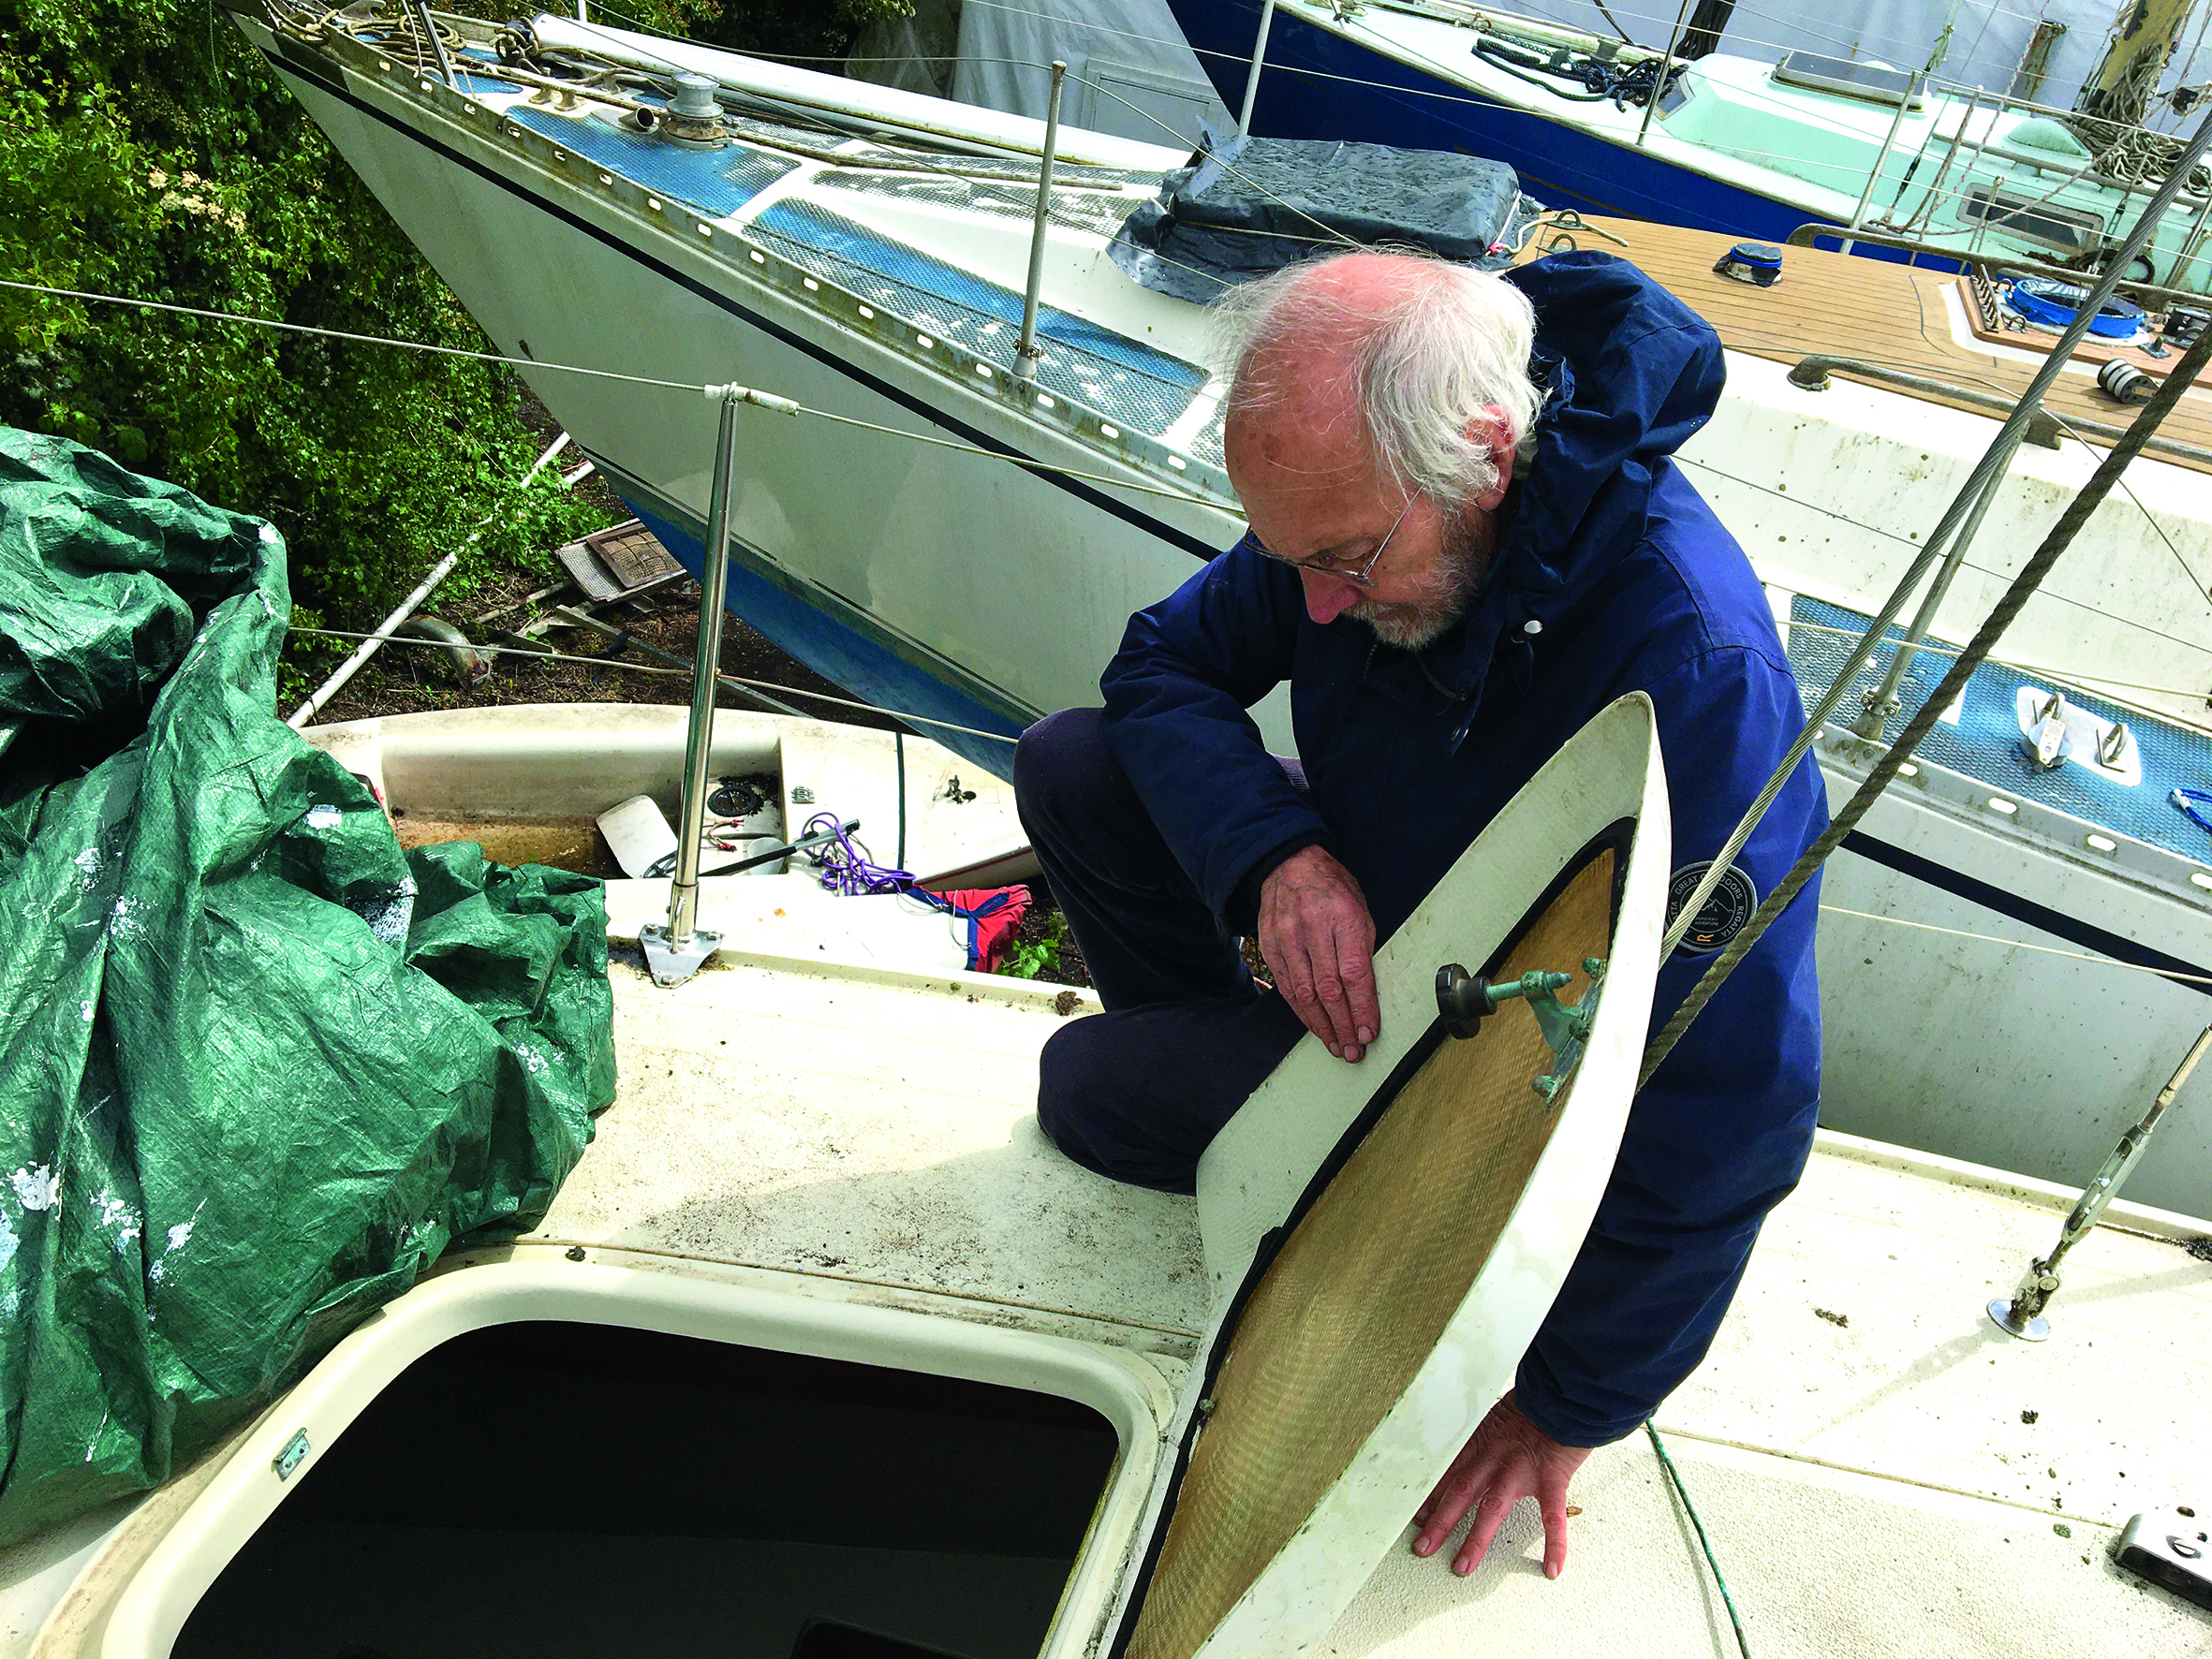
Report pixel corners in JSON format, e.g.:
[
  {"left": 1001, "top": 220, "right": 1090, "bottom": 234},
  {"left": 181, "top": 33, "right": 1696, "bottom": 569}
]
[{"left": 1526, "top": 217, "right": 2212, "bottom": 475}]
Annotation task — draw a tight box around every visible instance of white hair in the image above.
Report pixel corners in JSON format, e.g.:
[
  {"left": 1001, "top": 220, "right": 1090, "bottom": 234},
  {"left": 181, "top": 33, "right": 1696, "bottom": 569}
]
[{"left": 1210, "top": 251, "right": 1542, "bottom": 507}]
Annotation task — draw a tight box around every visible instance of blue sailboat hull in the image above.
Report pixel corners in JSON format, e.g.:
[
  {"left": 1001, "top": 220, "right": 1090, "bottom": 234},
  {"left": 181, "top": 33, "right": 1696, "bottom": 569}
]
[{"left": 1171, "top": 0, "right": 1822, "bottom": 241}]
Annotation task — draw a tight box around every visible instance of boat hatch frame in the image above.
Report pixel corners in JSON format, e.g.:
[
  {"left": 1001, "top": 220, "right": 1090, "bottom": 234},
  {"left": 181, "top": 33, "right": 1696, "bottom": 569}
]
[
  {"left": 1957, "top": 183, "right": 2107, "bottom": 255},
  {"left": 88, "top": 1251, "right": 1174, "bottom": 1659}
]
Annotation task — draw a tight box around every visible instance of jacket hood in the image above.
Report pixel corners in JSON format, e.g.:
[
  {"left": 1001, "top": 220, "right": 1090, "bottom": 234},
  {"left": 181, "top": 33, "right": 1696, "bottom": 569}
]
[{"left": 1426, "top": 251, "right": 1726, "bottom": 698}]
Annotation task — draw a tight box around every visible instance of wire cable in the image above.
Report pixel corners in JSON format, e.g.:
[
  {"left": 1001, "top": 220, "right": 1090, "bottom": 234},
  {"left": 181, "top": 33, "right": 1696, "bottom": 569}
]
[
  {"left": 1641, "top": 318, "right": 2212, "bottom": 1089},
  {"left": 0, "top": 277, "right": 1231, "bottom": 507},
  {"left": 1645, "top": 1422, "right": 1753, "bottom": 1659}
]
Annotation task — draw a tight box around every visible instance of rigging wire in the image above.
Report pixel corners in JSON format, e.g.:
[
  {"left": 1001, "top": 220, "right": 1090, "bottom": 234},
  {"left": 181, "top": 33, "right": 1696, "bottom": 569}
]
[
  {"left": 1641, "top": 318, "right": 2212, "bottom": 1089},
  {"left": 0, "top": 277, "right": 1233, "bottom": 508}
]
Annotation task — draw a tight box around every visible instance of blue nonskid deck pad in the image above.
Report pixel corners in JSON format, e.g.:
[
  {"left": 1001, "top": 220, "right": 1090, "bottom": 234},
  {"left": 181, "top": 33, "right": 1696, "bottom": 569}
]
[
  {"left": 505, "top": 105, "right": 798, "bottom": 219},
  {"left": 748, "top": 198, "right": 1206, "bottom": 438},
  {"left": 1788, "top": 595, "right": 2212, "bottom": 861}
]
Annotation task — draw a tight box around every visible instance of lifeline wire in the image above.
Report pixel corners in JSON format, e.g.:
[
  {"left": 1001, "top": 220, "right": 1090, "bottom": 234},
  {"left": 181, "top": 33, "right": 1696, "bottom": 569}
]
[
  {"left": 1642, "top": 320, "right": 2212, "bottom": 1089},
  {"left": 285, "top": 625, "right": 1022, "bottom": 743},
  {"left": 1818, "top": 906, "right": 2212, "bottom": 989},
  {"left": 0, "top": 277, "right": 1231, "bottom": 508},
  {"left": 1645, "top": 1422, "right": 1753, "bottom": 1659}
]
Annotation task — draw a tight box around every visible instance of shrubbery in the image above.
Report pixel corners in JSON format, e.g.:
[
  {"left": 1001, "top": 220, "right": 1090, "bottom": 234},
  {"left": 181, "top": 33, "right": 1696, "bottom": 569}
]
[{"left": 0, "top": 0, "right": 906, "bottom": 696}]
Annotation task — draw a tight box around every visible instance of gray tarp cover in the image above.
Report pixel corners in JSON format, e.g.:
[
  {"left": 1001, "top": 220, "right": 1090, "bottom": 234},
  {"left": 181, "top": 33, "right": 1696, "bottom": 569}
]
[
  {"left": 1109, "top": 137, "right": 1529, "bottom": 302},
  {"left": 0, "top": 429, "right": 616, "bottom": 1546}
]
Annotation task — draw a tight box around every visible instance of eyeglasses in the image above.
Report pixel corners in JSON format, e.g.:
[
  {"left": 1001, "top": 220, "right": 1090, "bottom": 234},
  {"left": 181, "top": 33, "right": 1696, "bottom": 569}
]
[{"left": 1242, "top": 494, "right": 1416, "bottom": 592}]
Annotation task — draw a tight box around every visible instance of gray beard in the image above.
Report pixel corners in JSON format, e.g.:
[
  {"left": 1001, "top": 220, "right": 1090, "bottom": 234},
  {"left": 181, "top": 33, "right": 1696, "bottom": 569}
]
[{"left": 1347, "top": 508, "right": 1490, "bottom": 653}]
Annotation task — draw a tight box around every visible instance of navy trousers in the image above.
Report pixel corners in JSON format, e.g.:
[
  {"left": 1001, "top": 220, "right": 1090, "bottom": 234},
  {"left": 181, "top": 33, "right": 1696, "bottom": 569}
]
[{"left": 1014, "top": 709, "right": 1305, "bottom": 1194}]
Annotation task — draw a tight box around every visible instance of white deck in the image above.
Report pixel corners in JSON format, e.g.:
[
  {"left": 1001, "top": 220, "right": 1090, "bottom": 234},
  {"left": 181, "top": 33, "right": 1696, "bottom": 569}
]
[
  {"left": 555, "top": 952, "right": 2212, "bottom": 1656},
  {"left": 7, "top": 949, "right": 2209, "bottom": 1656}
]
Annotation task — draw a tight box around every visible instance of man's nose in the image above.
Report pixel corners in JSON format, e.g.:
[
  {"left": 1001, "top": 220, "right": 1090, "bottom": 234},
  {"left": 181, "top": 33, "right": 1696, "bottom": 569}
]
[{"left": 1300, "top": 568, "right": 1363, "bottom": 625}]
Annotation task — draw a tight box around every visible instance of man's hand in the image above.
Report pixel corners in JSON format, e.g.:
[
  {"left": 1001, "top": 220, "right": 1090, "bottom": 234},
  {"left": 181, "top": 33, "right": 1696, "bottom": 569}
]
[
  {"left": 1412, "top": 1390, "right": 1593, "bottom": 1579},
  {"left": 1257, "top": 845, "right": 1379, "bottom": 1062}
]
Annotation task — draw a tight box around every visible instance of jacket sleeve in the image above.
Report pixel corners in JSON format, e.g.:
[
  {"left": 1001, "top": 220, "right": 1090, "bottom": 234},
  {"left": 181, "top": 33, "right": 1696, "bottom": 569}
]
[
  {"left": 1099, "top": 541, "right": 1334, "bottom": 923},
  {"left": 1513, "top": 643, "right": 1827, "bottom": 1446}
]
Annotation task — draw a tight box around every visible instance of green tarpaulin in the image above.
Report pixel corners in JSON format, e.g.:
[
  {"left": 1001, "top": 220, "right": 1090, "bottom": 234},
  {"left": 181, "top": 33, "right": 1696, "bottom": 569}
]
[{"left": 0, "top": 429, "right": 616, "bottom": 1546}]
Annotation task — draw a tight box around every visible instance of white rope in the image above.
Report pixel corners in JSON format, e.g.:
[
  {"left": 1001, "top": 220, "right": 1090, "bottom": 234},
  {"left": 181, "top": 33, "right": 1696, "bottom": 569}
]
[
  {"left": 286, "top": 626, "right": 1023, "bottom": 742},
  {"left": 1819, "top": 903, "right": 2212, "bottom": 987},
  {"left": 0, "top": 277, "right": 1228, "bottom": 507}
]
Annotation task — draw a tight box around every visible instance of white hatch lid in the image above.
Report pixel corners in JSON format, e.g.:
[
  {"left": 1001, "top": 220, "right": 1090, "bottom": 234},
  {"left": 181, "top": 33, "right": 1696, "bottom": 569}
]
[{"left": 1101, "top": 693, "right": 1674, "bottom": 1659}]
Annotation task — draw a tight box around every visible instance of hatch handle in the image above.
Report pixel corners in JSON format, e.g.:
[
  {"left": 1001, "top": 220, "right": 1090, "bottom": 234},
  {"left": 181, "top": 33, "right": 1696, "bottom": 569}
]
[{"left": 1435, "top": 959, "right": 1607, "bottom": 1102}]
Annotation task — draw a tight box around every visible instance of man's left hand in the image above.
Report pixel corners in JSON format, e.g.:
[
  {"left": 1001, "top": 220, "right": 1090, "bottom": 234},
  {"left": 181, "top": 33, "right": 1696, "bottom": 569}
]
[{"left": 1411, "top": 1390, "right": 1593, "bottom": 1579}]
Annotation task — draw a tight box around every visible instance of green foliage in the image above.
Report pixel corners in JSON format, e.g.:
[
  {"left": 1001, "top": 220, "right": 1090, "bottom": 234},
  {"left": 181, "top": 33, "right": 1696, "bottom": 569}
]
[
  {"left": 999, "top": 910, "right": 1069, "bottom": 981},
  {"left": 0, "top": 0, "right": 611, "bottom": 694},
  {"left": 0, "top": 0, "right": 913, "bottom": 702}
]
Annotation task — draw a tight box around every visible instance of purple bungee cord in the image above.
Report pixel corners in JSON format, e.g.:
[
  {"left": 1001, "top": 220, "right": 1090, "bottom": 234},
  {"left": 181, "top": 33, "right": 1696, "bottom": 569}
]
[{"left": 802, "top": 812, "right": 951, "bottom": 908}]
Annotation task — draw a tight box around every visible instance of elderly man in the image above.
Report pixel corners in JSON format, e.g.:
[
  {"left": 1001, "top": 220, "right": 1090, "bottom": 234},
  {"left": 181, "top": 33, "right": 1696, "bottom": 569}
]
[{"left": 1013, "top": 248, "right": 1825, "bottom": 1579}]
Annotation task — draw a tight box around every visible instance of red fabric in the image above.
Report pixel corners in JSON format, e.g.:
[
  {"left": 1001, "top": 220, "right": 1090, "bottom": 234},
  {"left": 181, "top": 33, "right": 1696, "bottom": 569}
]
[{"left": 939, "top": 885, "right": 1031, "bottom": 973}]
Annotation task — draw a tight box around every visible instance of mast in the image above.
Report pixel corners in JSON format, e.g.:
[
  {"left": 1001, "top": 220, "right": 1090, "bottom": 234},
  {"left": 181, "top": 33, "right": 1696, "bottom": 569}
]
[{"left": 2075, "top": 0, "right": 2193, "bottom": 125}]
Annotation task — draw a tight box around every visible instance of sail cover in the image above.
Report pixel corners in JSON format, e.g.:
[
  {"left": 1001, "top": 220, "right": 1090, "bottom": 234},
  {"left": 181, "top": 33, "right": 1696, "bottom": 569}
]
[{"left": 0, "top": 430, "right": 616, "bottom": 1546}]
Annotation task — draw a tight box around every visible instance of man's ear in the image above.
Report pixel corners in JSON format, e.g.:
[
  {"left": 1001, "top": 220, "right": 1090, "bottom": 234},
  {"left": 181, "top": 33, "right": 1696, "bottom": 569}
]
[{"left": 1464, "top": 404, "right": 1516, "bottom": 511}]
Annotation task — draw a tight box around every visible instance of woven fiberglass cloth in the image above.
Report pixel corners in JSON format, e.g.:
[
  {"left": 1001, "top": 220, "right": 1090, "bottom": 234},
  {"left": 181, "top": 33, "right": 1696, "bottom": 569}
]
[
  {"left": 1128, "top": 849, "right": 1616, "bottom": 1659},
  {"left": 0, "top": 429, "right": 616, "bottom": 1546}
]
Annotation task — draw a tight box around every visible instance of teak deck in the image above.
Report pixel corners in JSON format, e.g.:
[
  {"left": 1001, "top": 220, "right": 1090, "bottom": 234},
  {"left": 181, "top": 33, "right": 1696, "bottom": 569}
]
[{"left": 1534, "top": 217, "right": 2212, "bottom": 477}]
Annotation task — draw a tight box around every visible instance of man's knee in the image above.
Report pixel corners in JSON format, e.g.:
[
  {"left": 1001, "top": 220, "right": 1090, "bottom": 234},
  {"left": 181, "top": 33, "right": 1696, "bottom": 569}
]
[
  {"left": 1036, "top": 1016, "right": 1203, "bottom": 1194},
  {"left": 1014, "top": 707, "right": 1119, "bottom": 831}
]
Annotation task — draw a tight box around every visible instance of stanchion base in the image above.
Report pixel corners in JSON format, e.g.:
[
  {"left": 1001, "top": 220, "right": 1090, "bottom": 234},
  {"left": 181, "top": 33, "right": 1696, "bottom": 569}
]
[
  {"left": 1986, "top": 1298, "right": 2051, "bottom": 1342},
  {"left": 641, "top": 923, "right": 722, "bottom": 989}
]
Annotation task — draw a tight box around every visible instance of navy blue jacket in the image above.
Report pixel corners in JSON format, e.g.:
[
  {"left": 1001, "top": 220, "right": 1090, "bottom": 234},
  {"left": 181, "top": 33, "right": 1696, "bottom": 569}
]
[{"left": 1099, "top": 252, "right": 1826, "bottom": 1445}]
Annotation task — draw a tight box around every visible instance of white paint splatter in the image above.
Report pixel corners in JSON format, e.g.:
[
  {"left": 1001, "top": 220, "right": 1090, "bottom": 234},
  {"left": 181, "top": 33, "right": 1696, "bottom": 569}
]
[
  {"left": 108, "top": 893, "right": 148, "bottom": 940},
  {"left": 304, "top": 803, "right": 343, "bottom": 830},
  {"left": 359, "top": 876, "right": 418, "bottom": 947},
  {"left": 258, "top": 523, "right": 280, "bottom": 544},
  {"left": 73, "top": 845, "right": 102, "bottom": 890},
  {"left": 0, "top": 1209, "right": 17, "bottom": 1276},
  {"left": 80, "top": 999, "right": 96, "bottom": 1023},
  {"left": 95, "top": 1192, "right": 141, "bottom": 1257},
  {"left": 12, "top": 1166, "right": 58, "bottom": 1211},
  {"left": 166, "top": 1218, "right": 196, "bottom": 1253}
]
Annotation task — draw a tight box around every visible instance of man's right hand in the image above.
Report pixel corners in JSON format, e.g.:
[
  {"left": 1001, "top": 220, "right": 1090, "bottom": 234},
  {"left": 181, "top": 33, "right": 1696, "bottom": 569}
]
[{"left": 1258, "top": 845, "right": 1380, "bottom": 1062}]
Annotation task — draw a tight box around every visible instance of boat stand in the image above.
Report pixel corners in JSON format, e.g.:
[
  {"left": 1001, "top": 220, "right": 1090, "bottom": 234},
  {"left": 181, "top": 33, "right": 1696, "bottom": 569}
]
[{"left": 1988, "top": 1023, "right": 2212, "bottom": 1340}]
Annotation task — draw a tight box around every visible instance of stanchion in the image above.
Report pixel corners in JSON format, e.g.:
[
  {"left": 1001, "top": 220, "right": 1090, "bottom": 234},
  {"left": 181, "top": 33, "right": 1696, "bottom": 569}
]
[{"left": 641, "top": 386, "right": 743, "bottom": 989}]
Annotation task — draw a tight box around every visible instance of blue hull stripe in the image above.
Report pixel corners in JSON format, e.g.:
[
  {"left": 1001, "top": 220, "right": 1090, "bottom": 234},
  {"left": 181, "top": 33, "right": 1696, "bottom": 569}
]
[{"left": 1172, "top": 0, "right": 1919, "bottom": 258}]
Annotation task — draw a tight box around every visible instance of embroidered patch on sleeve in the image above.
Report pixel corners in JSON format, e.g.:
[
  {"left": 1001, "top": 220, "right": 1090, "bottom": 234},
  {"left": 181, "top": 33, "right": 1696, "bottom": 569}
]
[{"left": 1665, "top": 860, "right": 1760, "bottom": 956}]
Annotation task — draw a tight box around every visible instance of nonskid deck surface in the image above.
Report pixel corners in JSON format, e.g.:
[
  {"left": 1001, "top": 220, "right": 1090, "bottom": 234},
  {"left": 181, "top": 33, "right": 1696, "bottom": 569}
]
[
  {"left": 525, "top": 956, "right": 1213, "bottom": 1346},
  {"left": 6, "top": 954, "right": 2211, "bottom": 1655},
  {"left": 547, "top": 955, "right": 2211, "bottom": 1654},
  {"left": 1787, "top": 594, "right": 2212, "bottom": 861}
]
